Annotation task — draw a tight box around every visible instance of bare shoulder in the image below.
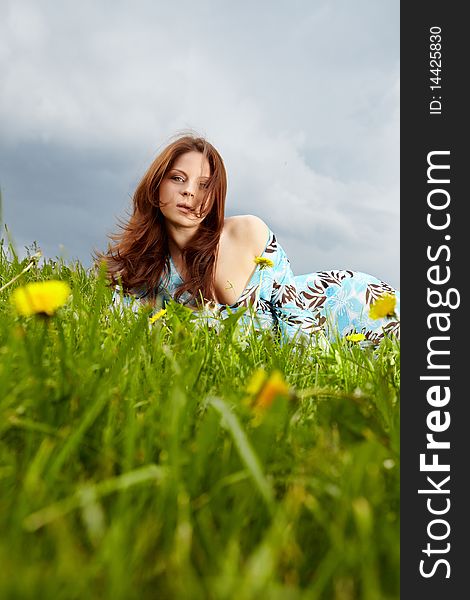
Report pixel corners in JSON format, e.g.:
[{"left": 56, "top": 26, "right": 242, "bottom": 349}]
[{"left": 223, "top": 215, "right": 269, "bottom": 255}]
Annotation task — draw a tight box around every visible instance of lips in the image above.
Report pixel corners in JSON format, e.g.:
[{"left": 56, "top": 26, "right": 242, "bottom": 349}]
[{"left": 177, "top": 203, "right": 193, "bottom": 211}]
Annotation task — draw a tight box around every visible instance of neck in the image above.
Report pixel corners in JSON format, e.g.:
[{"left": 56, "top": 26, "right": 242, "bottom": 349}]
[{"left": 165, "top": 222, "right": 199, "bottom": 258}]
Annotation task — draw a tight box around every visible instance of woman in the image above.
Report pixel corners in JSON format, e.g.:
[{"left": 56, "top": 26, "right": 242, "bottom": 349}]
[{"left": 96, "top": 133, "right": 400, "bottom": 345}]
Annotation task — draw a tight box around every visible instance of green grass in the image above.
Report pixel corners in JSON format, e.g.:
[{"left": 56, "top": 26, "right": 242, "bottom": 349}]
[{"left": 0, "top": 237, "right": 400, "bottom": 600}]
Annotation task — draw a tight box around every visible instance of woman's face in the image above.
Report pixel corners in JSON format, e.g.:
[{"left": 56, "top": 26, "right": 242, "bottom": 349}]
[{"left": 158, "top": 151, "right": 211, "bottom": 227}]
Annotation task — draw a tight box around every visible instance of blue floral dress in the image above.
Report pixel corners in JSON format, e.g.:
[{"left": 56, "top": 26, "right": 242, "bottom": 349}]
[{"left": 112, "top": 226, "right": 400, "bottom": 345}]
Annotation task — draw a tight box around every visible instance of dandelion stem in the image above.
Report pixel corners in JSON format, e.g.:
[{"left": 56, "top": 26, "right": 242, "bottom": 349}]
[{"left": 0, "top": 252, "right": 42, "bottom": 293}]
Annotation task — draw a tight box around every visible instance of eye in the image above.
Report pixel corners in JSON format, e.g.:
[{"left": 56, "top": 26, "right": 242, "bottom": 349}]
[
  {"left": 199, "top": 181, "right": 210, "bottom": 189},
  {"left": 171, "top": 175, "right": 185, "bottom": 182}
]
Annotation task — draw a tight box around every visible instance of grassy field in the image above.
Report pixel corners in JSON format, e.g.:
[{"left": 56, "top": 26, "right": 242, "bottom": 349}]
[{"left": 0, "top": 238, "right": 400, "bottom": 600}]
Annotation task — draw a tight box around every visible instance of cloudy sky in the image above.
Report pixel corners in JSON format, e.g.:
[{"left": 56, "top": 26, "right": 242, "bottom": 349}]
[{"left": 0, "top": 0, "right": 400, "bottom": 288}]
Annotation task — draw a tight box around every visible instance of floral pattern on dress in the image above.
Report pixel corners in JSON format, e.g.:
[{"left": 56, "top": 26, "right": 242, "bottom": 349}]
[{"left": 112, "top": 227, "right": 400, "bottom": 345}]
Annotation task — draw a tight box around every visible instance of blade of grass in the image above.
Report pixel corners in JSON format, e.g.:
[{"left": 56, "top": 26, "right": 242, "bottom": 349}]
[
  {"left": 209, "top": 396, "right": 274, "bottom": 514},
  {"left": 24, "top": 464, "right": 167, "bottom": 531}
]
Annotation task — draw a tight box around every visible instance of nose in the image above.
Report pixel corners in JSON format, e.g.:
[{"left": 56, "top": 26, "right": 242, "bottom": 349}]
[{"left": 182, "top": 180, "right": 197, "bottom": 198}]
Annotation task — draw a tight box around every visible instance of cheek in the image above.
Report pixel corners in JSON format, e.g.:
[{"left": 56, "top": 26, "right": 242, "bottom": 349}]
[
  {"left": 158, "top": 183, "right": 173, "bottom": 204},
  {"left": 200, "top": 193, "right": 213, "bottom": 212}
]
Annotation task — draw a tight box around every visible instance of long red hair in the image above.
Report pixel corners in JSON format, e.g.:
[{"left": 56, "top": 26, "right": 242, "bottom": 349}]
[{"left": 94, "top": 134, "right": 227, "bottom": 305}]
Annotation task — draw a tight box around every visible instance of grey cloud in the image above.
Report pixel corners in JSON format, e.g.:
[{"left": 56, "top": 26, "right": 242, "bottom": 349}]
[{"left": 0, "top": 0, "right": 399, "bottom": 289}]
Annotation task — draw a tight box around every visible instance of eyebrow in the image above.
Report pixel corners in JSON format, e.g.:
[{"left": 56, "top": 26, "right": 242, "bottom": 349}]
[{"left": 171, "top": 168, "right": 210, "bottom": 180}]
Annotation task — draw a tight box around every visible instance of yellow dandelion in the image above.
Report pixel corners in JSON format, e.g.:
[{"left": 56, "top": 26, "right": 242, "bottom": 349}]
[
  {"left": 11, "top": 280, "right": 71, "bottom": 317},
  {"left": 346, "top": 332, "right": 366, "bottom": 343},
  {"left": 149, "top": 308, "right": 167, "bottom": 324},
  {"left": 254, "top": 369, "right": 290, "bottom": 410},
  {"left": 254, "top": 256, "right": 274, "bottom": 270},
  {"left": 369, "top": 293, "right": 397, "bottom": 320},
  {"left": 246, "top": 368, "right": 268, "bottom": 397}
]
